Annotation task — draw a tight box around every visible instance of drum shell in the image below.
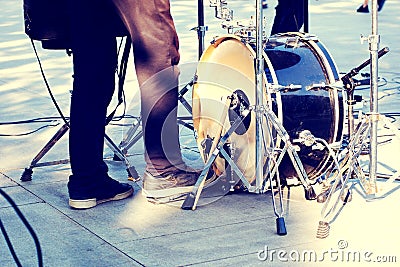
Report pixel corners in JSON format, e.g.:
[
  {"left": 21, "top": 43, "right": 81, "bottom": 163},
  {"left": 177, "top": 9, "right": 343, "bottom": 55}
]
[{"left": 264, "top": 33, "right": 344, "bottom": 179}]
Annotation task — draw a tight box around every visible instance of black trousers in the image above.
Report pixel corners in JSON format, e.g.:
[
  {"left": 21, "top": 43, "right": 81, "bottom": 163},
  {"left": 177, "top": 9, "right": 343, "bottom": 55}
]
[
  {"left": 271, "top": 0, "right": 304, "bottom": 35},
  {"left": 68, "top": 0, "right": 185, "bottom": 186}
]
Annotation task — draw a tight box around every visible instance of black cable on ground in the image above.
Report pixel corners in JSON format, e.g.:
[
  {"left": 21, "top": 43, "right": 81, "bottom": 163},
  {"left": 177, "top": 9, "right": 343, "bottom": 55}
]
[
  {"left": 0, "top": 123, "right": 60, "bottom": 137},
  {"left": 0, "top": 219, "right": 22, "bottom": 267},
  {"left": 0, "top": 188, "right": 43, "bottom": 267}
]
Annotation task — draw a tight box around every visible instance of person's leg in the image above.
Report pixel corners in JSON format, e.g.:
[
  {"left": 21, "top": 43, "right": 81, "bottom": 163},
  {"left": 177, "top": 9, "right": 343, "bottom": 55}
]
[
  {"left": 68, "top": 0, "right": 133, "bottom": 209},
  {"left": 112, "top": 0, "right": 186, "bottom": 175},
  {"left": 271, "top": 0, "right": 304, "bottom": 35},
  {"left": 112, "top": 0, "right": 200, "bottom": 197},
  {"left": 378, "top": 0, "right": 386, "bottom": 11}
]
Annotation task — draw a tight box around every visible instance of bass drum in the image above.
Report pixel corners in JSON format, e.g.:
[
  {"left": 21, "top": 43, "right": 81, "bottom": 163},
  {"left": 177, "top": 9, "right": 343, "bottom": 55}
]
[
  {"left": 265, "top": 32, "right": 344, "bottom": 179},
  {"left": 193, "top": 33, "right": 343, "bottom": 186}
]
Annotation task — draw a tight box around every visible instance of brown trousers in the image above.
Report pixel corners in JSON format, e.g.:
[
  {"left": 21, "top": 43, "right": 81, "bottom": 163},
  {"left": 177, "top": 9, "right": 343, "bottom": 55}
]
[{"left": 69, "top": 0, "right": 185, "bottom": 183}]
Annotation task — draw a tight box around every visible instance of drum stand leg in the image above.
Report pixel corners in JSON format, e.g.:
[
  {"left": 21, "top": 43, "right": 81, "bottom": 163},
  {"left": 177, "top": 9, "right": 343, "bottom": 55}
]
[
  {"left": 181, "top": 100, "right": 250, "bottom": 210},
  {"left": 20, "top": 122, "right": 135, "bottom": 181},
  {"left": 181, "top": 96, "right": 317, "bottom": 217},
  {"left": 316, "top": 111, "right": 400, "bottom": 238},
  {"left": 116, "top": 80, "right": 195, "bottom": 179}
]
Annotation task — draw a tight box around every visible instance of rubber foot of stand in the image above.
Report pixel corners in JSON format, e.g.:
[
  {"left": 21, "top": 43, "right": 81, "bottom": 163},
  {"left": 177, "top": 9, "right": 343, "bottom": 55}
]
[
  {"left": 305, "top": 186, "right": 317, "bottom": 200},
  {"left": 181, "top": 193, "right": 195, "bottom": 210},
  {"left": 126, "top": 167, "right": 139, "bottom": 181},
  {"left": 113, "top": 154, "right": 123, "bottom": 161},
  {"left": 276, "top": 217, "right": 287, "bottom": 236},
  {"left": 316, "top": 221, "right": 330, "bottom": 239},
  {"left": 21, "top": 168, "right": 33, "bottom": 182}
]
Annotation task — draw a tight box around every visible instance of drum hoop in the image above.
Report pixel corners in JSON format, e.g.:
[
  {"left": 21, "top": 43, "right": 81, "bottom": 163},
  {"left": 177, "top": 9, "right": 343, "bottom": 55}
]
[{"left": 294, "top": 33, "right": 343, "bottom": 178}]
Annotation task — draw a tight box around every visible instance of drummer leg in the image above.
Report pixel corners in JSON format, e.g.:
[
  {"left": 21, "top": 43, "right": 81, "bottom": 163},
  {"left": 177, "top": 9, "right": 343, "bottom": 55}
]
[
  {"left": 112, "top": 0, "right": 186, "bottom": 175},
  {"left": 112, "top": 0, "right": 199, "bottom": 198}
]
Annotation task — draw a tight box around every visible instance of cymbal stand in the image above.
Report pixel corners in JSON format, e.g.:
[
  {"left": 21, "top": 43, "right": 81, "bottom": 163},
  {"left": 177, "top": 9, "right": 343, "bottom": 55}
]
[
  {"left": 315, "top": 46, "right": 389, "bottom": 197},
  {"left": 316, "top": 0, "right": 400, "bottom": 238},
  {"left": 368, "top": 0, "right": 380, "bottom": 192},
  {"left": 195, "top": 0, "right": 207, "bottom": 59},
  {"left": 255, "top": 0, "right": 288, "bottom": 236}
]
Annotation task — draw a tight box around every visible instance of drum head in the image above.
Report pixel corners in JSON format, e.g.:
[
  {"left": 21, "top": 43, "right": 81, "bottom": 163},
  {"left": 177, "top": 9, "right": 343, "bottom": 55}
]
[{"left": 193, "top": 35, "right": 269, "bottom": 185}]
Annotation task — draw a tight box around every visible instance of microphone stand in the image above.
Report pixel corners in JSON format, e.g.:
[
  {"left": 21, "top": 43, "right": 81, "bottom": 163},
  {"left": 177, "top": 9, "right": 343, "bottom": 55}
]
[
  {"left": 255, "top": 0, "right": 264, "bottom": 194},
  {"left": 368, "top": 0, "right": 380, "bottom": 195},
  {"left": 341, "top": 47, "right": 389, "bottom": 136},
  {"left": 197, "top": 0, "right": 207, "bottom": 60}
]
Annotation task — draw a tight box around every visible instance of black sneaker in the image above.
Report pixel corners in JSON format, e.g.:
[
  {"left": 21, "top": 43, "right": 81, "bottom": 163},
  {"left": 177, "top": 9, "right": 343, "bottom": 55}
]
[
  {"left": 262, "top": 0, "right": 268, "bottom": 8},
  {"left": 357, "top": 5, "right": 369, "bottom": 13},
  {"left": 68, "top": 176, "right": 134, "bottom": 209},
  {"left": 378, "top": 0, "right": 386, "bottom": 11}
]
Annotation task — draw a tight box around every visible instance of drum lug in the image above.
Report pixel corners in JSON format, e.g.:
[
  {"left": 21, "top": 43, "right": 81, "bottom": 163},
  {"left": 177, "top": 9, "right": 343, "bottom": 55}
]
[
  {"left": 285, "top": 37, "right": 300, "bottom": 48},
  {"left": 301, "top": 33, "right": 318, "bottom": 42}
]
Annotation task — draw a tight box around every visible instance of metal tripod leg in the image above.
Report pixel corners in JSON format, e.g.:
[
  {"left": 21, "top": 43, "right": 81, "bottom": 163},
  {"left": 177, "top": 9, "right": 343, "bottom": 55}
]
[
  {"left": 116, "top": 80, "right": 195, "bottom": 169},
  {"left": 315, "top": 117, "right": 368, "bottom": 238},
  {"left": 263, "top": 108, "right": 317, "bottom": 200},
  {"left": 21, "top": 123, "right": 70, "bottom": 181},
  {"left": 181, "top": 105, "right": 250, "bottom": 210},
  {"left": 316, "top": 112, "right": 400, "bottom": 238},
  {"left": 104, "top": 134, "right": 139, "bottom": 180},
  {"left": 20, "top": 122, "right": 138, "bottom": 181}
]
